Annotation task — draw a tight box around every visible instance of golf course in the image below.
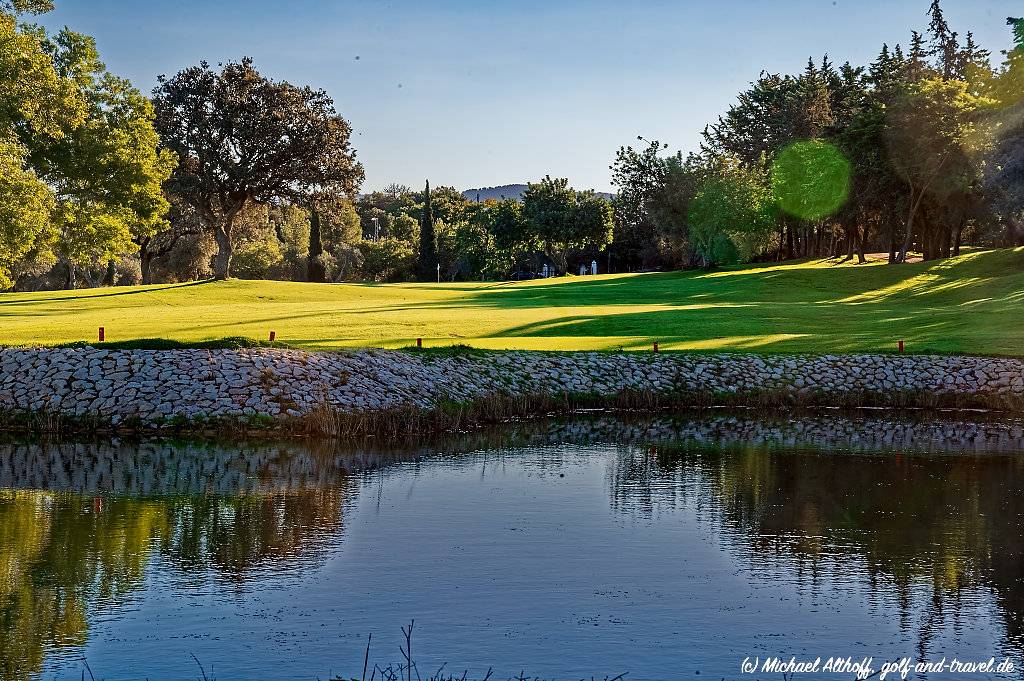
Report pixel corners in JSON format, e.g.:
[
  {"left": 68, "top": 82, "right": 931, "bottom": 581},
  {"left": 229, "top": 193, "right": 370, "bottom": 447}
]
[{"left": 3, "top": 247, "right": 1023, "bottom": 356}]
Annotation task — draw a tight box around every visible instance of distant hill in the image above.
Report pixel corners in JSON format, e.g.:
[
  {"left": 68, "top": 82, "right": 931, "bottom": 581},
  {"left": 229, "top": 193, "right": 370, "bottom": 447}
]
[{"left": 462, "top": 184, "right": 614, "bottom": 202}]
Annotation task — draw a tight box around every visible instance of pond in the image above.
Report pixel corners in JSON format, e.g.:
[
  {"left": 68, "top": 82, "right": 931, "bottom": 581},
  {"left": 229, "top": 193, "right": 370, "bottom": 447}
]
[{"left": 4, "top": 412, "right": 1024, "bottom": 680}]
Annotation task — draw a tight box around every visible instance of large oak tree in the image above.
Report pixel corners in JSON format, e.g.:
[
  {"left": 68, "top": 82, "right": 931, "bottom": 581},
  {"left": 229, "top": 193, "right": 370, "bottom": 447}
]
[{"left": 153, "top": 58, "right": 364, "bottom": 279}]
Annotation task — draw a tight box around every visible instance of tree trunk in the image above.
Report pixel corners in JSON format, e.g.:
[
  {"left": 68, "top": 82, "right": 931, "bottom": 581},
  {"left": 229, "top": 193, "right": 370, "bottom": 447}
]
[
  {"left": 64, "top": 260, "right": 76, "bottom": 290},
  {"left": 921, "top": 223, "right": 935, "bottom": 261},
  {"left": 857, "top": 223, "right": 869, "bottom": 264},
  {"left": 102, "top": 259, "right": 116, "bottom": 286},
  {"left": 212, "top": 222, "right": 234, "bottom": 280},
  {"left": 898, "top": 189, "right": 923, "bottom": 264},
  {"left": 141, "top": 248, "right": 155, "bottom": 284},
  {"left": 785, "top": 223, "right": 795, "bottom": 260}
]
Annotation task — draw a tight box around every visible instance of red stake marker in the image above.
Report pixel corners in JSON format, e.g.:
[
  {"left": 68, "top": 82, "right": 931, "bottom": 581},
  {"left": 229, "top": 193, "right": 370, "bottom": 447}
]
[
  {"left": 269, "top": 331, "right": 276, "bottom": 342},
  {"left": 898, "top": 340, "right": 905, "bottom": 353},
  {"left": 416, "top": 338, "right": 423, "bottom": 348},
  {"left": 98, "top": 327, "right": 105, "bottom": 342},
  {"left": 653, "top": 341, "right": 659, "bottom": 353}
]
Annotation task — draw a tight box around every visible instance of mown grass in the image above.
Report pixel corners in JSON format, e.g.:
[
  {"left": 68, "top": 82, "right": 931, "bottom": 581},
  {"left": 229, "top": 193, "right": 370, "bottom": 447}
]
[{"left": 2, "top": 248, "right": 1024, "bottom": 355}]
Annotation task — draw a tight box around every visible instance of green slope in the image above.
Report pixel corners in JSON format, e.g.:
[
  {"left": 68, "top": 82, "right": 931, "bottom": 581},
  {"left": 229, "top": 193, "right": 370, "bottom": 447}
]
[{"left": 3, "top": 248, "right": 1024, "bottom": 355}]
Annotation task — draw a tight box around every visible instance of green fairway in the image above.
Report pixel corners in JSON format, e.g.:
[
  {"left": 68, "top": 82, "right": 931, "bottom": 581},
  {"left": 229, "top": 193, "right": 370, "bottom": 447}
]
[{"left": 3, "top": 248, "right": 1024, "bottom": 355}]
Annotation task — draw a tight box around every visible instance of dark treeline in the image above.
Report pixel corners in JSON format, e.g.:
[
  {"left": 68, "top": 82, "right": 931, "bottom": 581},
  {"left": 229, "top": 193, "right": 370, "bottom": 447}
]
[{"left": 1, "top": 0, "right": 1022, "bottom": 290}]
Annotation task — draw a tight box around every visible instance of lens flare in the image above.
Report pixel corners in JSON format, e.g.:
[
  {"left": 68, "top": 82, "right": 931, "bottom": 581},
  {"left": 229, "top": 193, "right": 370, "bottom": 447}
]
[{"left": 771, "top": 140, "right": 851, "bottom": 220}]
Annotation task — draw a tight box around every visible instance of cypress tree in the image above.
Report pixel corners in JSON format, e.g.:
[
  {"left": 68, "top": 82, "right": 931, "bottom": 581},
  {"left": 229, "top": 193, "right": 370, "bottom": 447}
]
[
  {"left": 417, "top": 180, "right": 438, "bottom": 281},
  {"left": 307, "top": 206, "right": 327, "bottom": 282}
]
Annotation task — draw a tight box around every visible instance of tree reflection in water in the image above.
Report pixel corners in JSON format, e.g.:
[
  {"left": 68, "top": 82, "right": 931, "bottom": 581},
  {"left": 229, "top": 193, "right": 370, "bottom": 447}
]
[
  {"left": 0, "top": 440, "right": 363, "bottom": 681},
  {"left": 2, "top": 412, "right": 1024, "bottom": 680},
  {"left": 608, "top": 437, "right": 1024, "bottom": 663}
]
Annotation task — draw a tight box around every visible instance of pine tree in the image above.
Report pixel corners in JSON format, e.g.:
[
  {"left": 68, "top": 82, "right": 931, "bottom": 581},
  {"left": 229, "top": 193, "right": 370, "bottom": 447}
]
[
  {"left": 417, "top": 180, "right": 438, "bottom": 281},
  {"left": 906, "top": 31, "right": 930, "bottom": 82},
  {"left": 927, "top": 0, "right": 960, "bottom": 79},
  {"left": 1010, "top": 17, "right": 1024, "bottom": 51},
  {"left": 959, "top": 32, "right": 992, "bottom": 83}
]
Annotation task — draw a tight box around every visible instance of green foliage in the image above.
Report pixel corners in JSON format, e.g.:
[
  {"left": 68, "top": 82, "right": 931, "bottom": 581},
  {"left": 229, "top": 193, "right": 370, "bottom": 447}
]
[
  {"left": 572, "top": 191, "right": 614, "bottom": 253},
  {"left": 32, "top": 40, "right": 176, "bottom": 273},
  {"left": 610, "top": 140, "right": 707, "bottom": 268},
  {"left": 487, "top": 199, "right": 529, "bottom": 251},
  {"left": 307, "top": 208, "right": 326, "bottom": 282},
  {"left": 1010, "top": 17, "right": 1024, "bottom": 49},
  {"left": 771, "top": 140, "right": 851, "bottom": 220},
  {"left": 232, "top": 226, "right": 284, "bottom": 279},
  {"left": 362, "top": 237, "right": 415, "bottom": 281},
  {"left": 885, "top": 78, "right": 995, "bottom": 260},
  {"left": 416, "top": 180, "right": 438, "bottom": 280},
  {"left": 0, "top": 14, "right": 83, "bottom": 140},
  {"left": 0, "top": 0, "right": 53, "bottom": 14},
  {"left": 153, "top": 58, "right": 364, "bottom": 279},
  {"left": 274, "top": 204, "right": 311, "bottom": 261},
  {"left": 887, "top": 78, "right": 993, "bottom": 198},
  {"left": 0, "top": 11, "right": 171, "bottom": 289},
  {"left": 389, "top": 213, "right": 418, "bottom": 242},
  {"left": 326, "top": 199, "right": 363, "bottom": 245},
  {"left": 523, "top": 176, "right": 613, "bottom": 272},
  {"left": 0, "top": 139, "right": 53, "bottom": 288},
  {"left": 688, "top": 160, "right": 775, "bottom": 267}
]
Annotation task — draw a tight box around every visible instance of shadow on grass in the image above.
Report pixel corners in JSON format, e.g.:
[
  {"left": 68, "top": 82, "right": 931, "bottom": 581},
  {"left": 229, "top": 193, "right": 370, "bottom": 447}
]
[
  {"left": 3, "top": 249, "right": 1023, "bottom": 355},
  {"left": 0, "top": 280, "right": 214, "bottom": 307},
  {"left": 46, "top": 336, "right": 297, "bottom": 351}
]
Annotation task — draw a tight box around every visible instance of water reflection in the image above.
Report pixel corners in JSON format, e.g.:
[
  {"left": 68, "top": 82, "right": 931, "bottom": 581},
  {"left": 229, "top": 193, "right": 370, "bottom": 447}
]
[
  {"left": 2, "top": 412, "right": 1024, "bottom": 680},
  {"left": 609, "top": 430, "right": 1024, "bottom": 664},
  {"left": 0, "top": 440, "right": 371, "bottom": 679}
]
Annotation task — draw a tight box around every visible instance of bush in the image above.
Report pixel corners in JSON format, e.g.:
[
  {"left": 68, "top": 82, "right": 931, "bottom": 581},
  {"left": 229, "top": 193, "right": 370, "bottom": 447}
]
[{"left": 360, "top": 238, "right": 415, "bottom": 281}]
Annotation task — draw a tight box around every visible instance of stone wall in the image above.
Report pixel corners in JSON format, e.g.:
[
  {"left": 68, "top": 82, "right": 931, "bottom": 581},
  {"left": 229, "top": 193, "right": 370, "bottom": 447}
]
[
  {"left": 1, "top": 348, "right": 1024, "bottom": 428},
  {"left": 5, "top": 413, "right": 1024, "bottom": 493}
]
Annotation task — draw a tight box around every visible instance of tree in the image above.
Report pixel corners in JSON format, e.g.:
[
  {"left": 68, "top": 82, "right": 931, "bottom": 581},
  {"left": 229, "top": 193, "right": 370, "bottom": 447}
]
[
  {"left": 389, "top": 213, "right": 418, "bottom": 242},
  {"left": 321, "top": 199, "right": 362, "bottom": 246},
  {"left": 523, "top": 176, "right": 576, "bottom": 272},
  {"left": 488, "top": 198, "right": 529, "bottom": 252},
  {"left": 30, "top": 30, "right": 175, "bottom": 288},
  {"left": 0, "top": 6, "right": 80, "bottom": 288},
  {"left": 1, "top": 3, "right": 171, "bottom": 289},
  {"left": 307, "top": 208, "right": 327, "bottom": 282},
  {"left": 886, "top": 78, "right": 994, "bottom": 262},
  {"left": 610, "top": 138, "right": 687, "bottom": 269},
  {"left": 364, "top": 237, "right": 415, "bottom": 281},
  {"left": 770, "top": 140, "right": 851, "bottom": 222},
  {"left": 688, "top": 159, "right": 775, "bottom": 267},
  {"left": 983, "top": 18, "right": 1024, "bottom": 243},
  {"left": 1, "top": 0, "right": 52, "bottom": 13},
  {"left": 0, "top": 139, "right": 53, "bottom": 288},
  {"left": 523, "top": 176, "right": 614, "bottom": 274},
  {"left": 416, "top": 180, "right": 438, "bottom": 280},
  {"left": 153, "top": 58, "right": 364, "bottom": 279},
  {"left": 137, "top": 196, "right": 203, "bottom": 284},
  {"left": 926, "top": 0, "right": 960, "bottom": 80},
  {"left": 571, "top": 191, "right": 615, "bottom": 262}
]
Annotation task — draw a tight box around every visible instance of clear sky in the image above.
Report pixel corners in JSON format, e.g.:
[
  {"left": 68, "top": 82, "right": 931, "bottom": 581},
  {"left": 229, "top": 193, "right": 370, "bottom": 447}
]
[{"left": 37, "top": 0, "right": 1021, "bottom": 193}]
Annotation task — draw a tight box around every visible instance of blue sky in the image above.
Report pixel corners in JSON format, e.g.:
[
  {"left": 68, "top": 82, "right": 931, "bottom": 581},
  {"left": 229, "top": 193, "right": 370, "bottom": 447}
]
[{"left": 38, "top": 0, "right": 1021, "bottom": 192}]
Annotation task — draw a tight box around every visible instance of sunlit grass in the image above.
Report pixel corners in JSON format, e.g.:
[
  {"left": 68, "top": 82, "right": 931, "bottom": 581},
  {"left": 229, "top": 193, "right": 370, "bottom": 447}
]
[{"left": 2, "top": 248, "right": 1023, "bottom": 355}]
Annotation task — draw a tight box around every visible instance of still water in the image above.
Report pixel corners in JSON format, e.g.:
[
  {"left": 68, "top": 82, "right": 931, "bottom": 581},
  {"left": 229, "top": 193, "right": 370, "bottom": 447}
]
[{"left": 4, "top": 413, "right": 1024, "bottom": 680}]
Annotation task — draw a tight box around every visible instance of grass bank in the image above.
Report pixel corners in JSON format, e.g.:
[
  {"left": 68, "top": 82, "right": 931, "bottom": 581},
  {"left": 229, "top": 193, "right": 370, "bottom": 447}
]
[
  {"left": 8, "top": 387, "right": 1024, "bottom": 439},
  {"left": 2, "top": 248, "right": 1023, "bottom": 355}
]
